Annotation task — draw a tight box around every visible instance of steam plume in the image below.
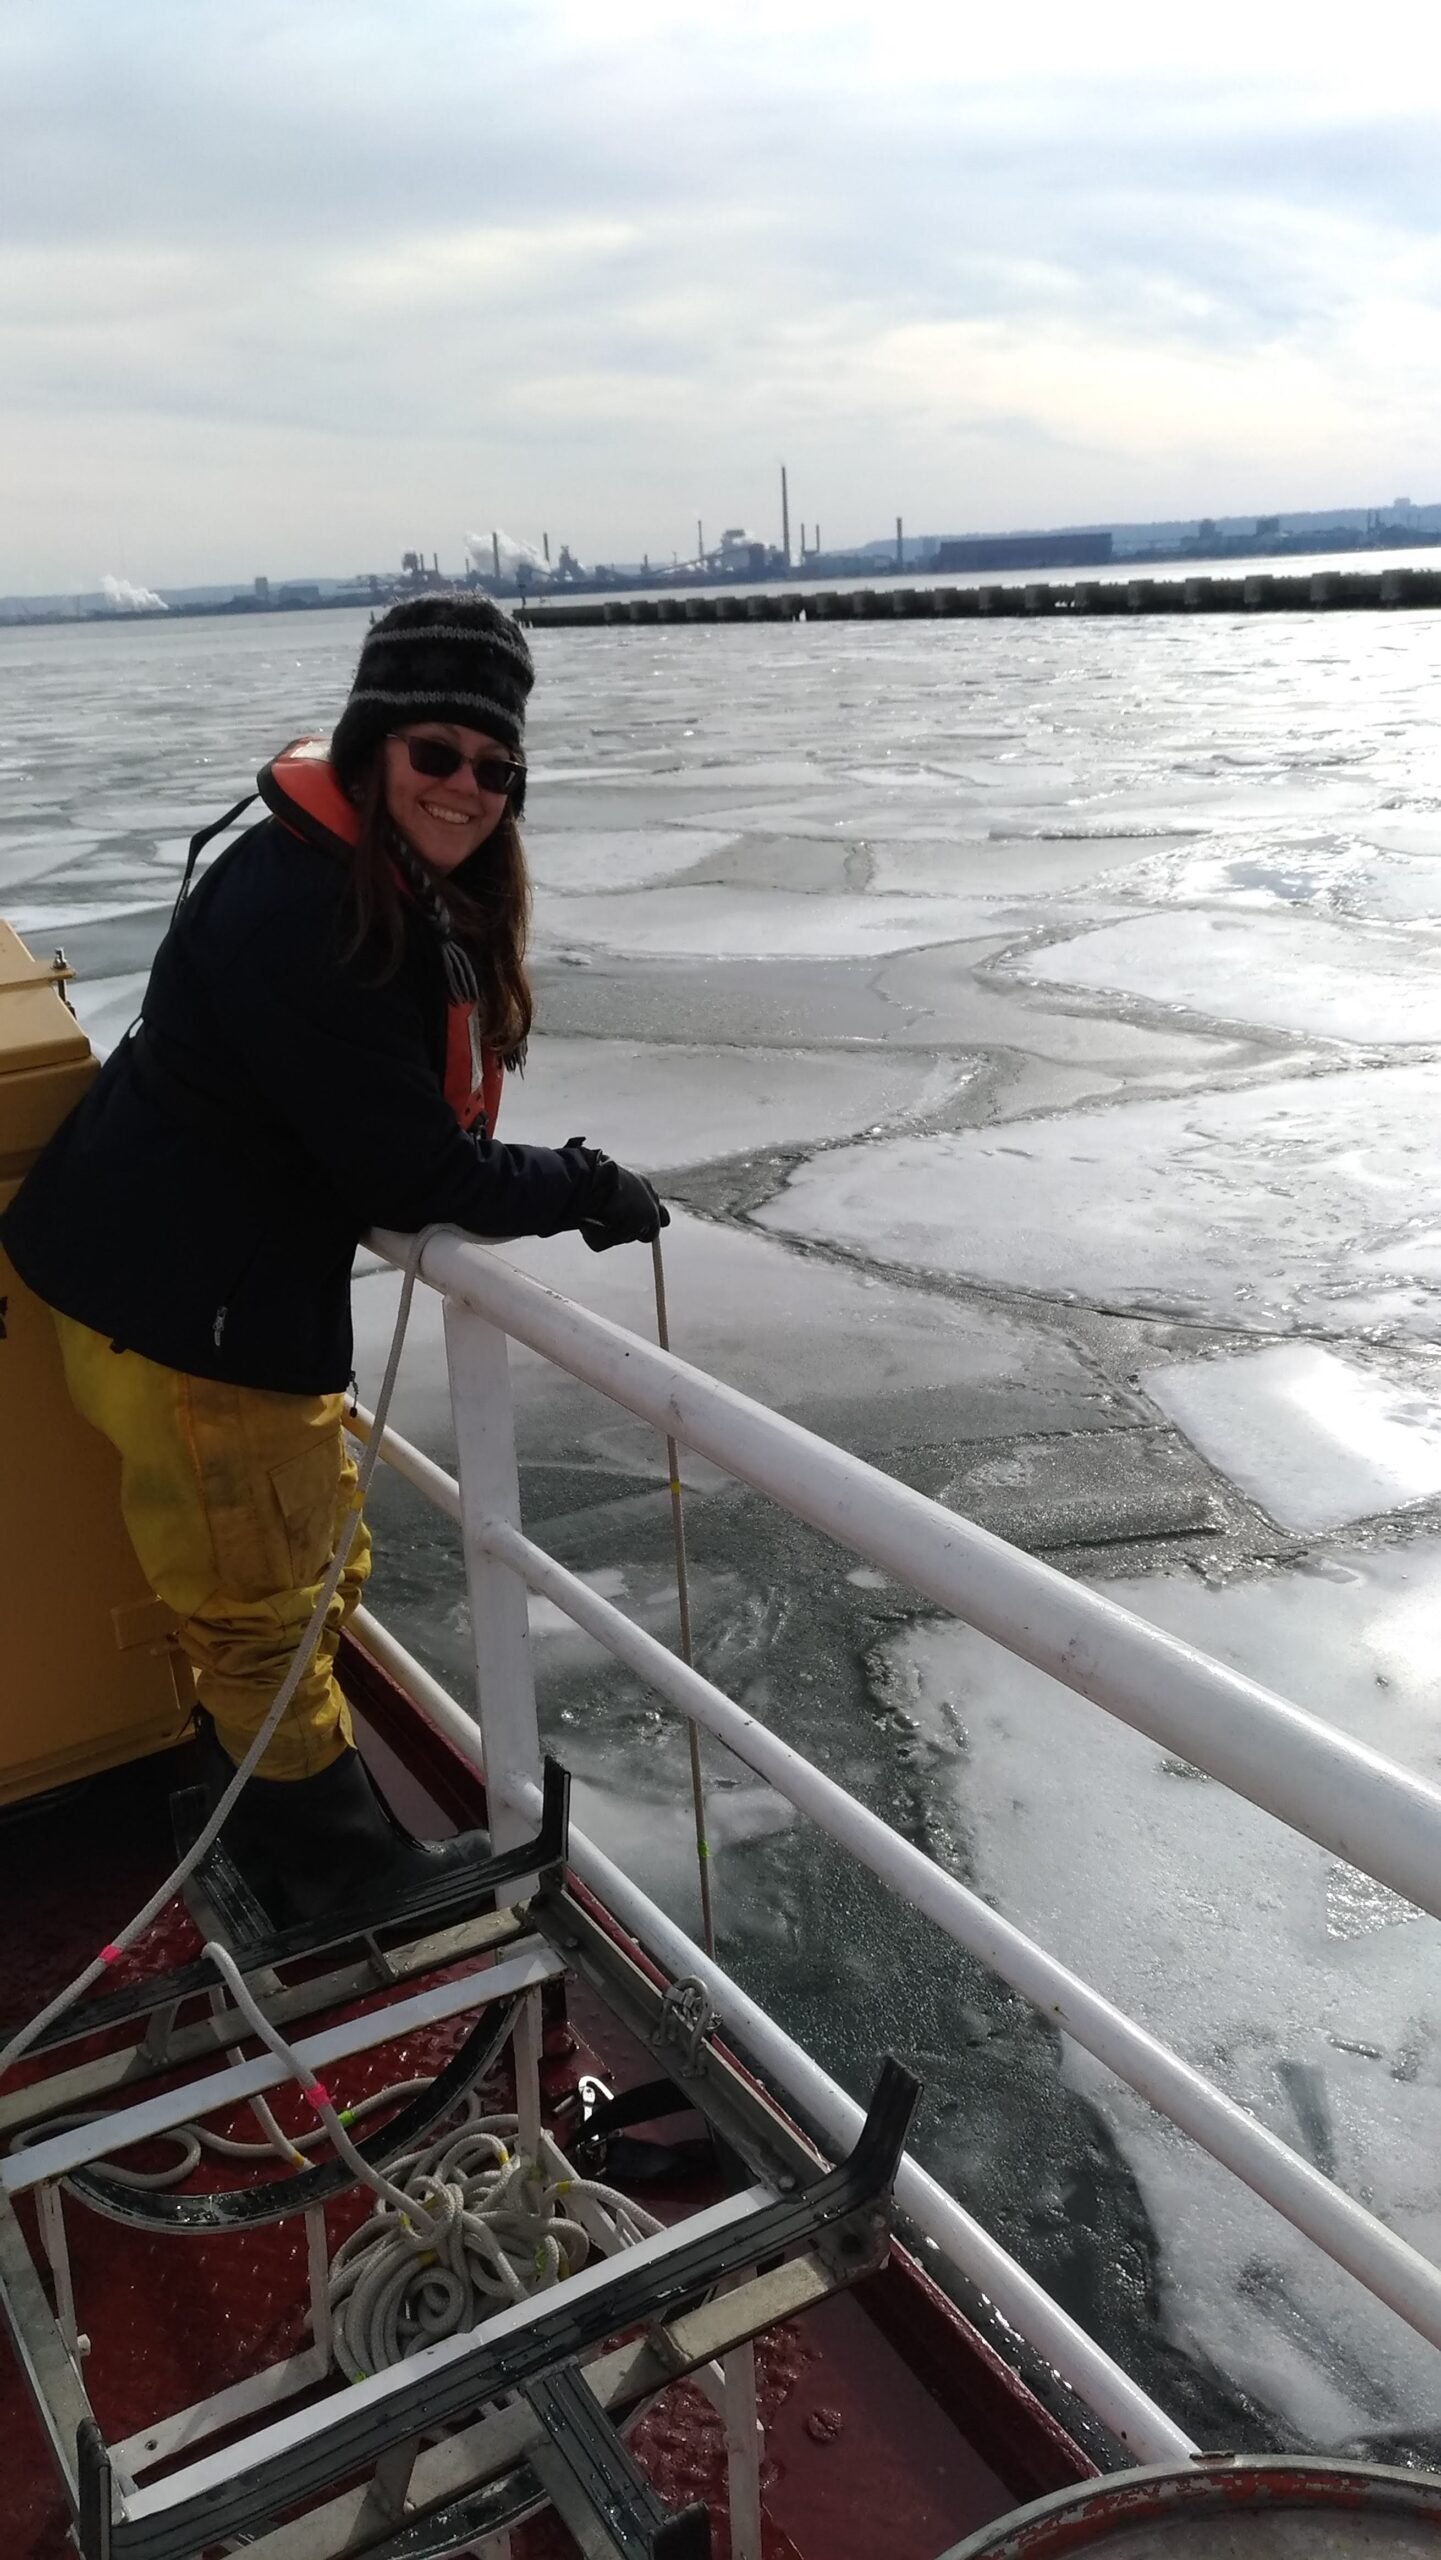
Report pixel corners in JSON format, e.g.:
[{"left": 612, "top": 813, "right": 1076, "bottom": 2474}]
[
  {"left": 464, "top": 529, "right": 550, "bottom": 576},
  {"left": 101, "top": 573, "right": 168, "bottom": 612}
]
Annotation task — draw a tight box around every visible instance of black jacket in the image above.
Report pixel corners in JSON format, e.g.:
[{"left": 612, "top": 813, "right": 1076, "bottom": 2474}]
[{"left": 1, "top": 815, "right": 594, "bottom": 1392}]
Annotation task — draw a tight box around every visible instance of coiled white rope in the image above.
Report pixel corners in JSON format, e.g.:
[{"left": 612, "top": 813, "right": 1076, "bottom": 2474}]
[
  {"left": 328, "top": 2107, "right": 661, "bottom": 2383},
  {"left": 202, "top": 1949, "right": 662, "bottom": 2382}
]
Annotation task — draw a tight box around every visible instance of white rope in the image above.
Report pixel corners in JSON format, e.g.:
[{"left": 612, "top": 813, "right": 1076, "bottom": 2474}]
[
  {"left": 202, "top": 1941, "right": 429, "bottom": 2223},
  {"left": 207, "top": 1936, "right": 661, "bottom": 2382},
  {"left": 33, "top": 1932, "right": 663, "bottom": 2383},
  {"left": 7, "top": 2080, "right": 434, "bottom": 2187},
  {"left": 14, "top": 1943, "right": 662, "bottom": 2388},
  {"left": 327, "top": 2109, "right": 661, "bottom": 2384},
  {"left": 200, "top": 1949, "right": 661, "bottom": 2379}
]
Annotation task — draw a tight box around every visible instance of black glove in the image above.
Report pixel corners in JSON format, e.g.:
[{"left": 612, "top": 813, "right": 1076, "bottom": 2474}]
[{"left": 567, "top": 1140, "right": 670, "bottom": 1253}]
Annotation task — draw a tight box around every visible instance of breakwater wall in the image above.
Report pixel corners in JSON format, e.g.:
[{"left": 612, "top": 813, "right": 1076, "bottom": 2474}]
[{"left": 519, "top": 565, "right": 1441, "bottom": 630}]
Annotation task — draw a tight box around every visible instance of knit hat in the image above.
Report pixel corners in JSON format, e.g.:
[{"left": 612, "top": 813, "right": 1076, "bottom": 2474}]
[{"left": 329, "top": 594, "right": 534, "bottom": 790}]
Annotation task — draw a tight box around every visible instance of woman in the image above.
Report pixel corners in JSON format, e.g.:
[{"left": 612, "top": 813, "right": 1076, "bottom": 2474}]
[{"left": 0, "top": 596, "right": 665, "bottom": 1924}]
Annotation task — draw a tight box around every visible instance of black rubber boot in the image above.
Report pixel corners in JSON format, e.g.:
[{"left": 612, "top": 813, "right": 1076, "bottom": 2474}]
[{"left": 194, "top": 1714, "right": 490, "bottom": 1929}]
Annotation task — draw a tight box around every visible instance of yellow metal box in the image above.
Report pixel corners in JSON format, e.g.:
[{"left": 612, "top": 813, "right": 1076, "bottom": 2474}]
[{"left": 0, "top": 921, "right": 191, "bottom": 1803}]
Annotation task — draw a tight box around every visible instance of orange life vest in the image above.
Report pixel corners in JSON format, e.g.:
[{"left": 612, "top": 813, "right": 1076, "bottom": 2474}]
[{"left": 258, "top": 739, "right": 504, "bottom": 1139}]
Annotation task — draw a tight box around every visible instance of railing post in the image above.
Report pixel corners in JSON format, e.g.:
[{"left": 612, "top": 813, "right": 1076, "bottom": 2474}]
[{"left": 443, "top": 1302, "right": 541, "bottom": 1851}]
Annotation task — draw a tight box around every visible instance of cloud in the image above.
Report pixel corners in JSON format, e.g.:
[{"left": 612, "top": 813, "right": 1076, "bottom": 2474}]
[{"left": 2, "top": 0, "right": 1438, "bottom": 588}]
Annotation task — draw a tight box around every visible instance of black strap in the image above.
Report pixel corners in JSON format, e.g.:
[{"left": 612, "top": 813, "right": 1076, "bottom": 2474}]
[
  {"left": 568, "top": 2075, "right": 720, "bottom": 2186},
  {"left": 578, "top": 2077, "right": 693, "bottom": 2144},
  {"left": 174, "top": 789, "right": 258, "bottom": 914}
]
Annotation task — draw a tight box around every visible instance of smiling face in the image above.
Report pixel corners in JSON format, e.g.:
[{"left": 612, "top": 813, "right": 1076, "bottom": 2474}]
[{"left": 382, "top": 722, "right": 513, "bottom": 874}]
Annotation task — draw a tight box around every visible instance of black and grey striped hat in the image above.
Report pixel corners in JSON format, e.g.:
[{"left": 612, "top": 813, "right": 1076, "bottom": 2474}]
[{"left": 330, "top": 594, "right": 534, "bottom": 787}]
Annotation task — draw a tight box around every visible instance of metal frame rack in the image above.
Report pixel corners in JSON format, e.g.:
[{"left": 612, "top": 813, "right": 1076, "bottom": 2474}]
[{"left": 0, "top": 1758, "right": 919, "bottom": 2560}]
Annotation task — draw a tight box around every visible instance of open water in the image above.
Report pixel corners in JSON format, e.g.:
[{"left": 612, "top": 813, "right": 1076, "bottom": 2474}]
[{"left": 6, "top": 602, "right": 1441, "bottom": 2458}]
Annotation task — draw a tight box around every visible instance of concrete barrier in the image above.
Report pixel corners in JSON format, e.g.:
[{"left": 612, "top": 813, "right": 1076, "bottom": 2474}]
[
  {"left": 1126, "top": 579, "right": 1182, "bottom": 612},
  {"left": 1310, "top": 572, "right": 1383, "bottom": 607},
  {"left": 1243, "top": 574, "right": 1313, "bottom": 610},
  {"left": 1382, "top": 567, "right": 1441, "bottom": 605},
  {"left": 518, "top": 568, "right": 1441, "bottom": 630}
]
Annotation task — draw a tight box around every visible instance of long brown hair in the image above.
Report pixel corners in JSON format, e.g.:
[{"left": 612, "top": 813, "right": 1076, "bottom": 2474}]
[{"left": 343, "top": 757, "right": 533, "bottom": 1065}]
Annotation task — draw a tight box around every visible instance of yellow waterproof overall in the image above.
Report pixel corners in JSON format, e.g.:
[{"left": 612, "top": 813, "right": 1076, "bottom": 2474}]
[{"left": 52, "top": 1312, "right": 372, "bottom": 1780}]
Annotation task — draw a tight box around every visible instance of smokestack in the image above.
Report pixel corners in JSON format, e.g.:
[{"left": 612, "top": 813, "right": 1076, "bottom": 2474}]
[
  {"left": 896, "top": 515, "right": 904, "bottom": 569},
  {"left": 491, "top": 531, "right": 501, "bottom": 582},
  {"left": 432, "top": 552, "right": 438, "bottom": 575},
  {"left": 814, "top": 525, "right": 820, "bottom": 557},
  {"left": 543, "top": 532, "right": 551, "bottom": 564},
  {"left": 781, "top": 465, "right": 791, "bottom": 569},
  {"left": 697, "top": 518, "right": 704, "bottom": 562}
]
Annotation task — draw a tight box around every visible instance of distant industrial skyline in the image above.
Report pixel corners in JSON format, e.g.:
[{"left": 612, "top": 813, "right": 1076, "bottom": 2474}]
[
  {"left": 5, "top": 490, "right": 1440, "bottom": 625},
  {"left": 6, "top": 3, "right": 1437, "bottom": 595},
  {"left": 8, "top": 484, "right": 1441, "bottom": 613}
]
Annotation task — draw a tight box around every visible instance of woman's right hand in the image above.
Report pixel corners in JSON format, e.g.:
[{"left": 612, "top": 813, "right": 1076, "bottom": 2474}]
[{"left": 566, "top": 1141, "right": 669, "bottom": 1252}]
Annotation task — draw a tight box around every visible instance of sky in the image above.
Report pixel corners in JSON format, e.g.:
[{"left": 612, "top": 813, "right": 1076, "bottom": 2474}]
[{"left": 3, "top": 0, "right": 1439, "bottom": 592}]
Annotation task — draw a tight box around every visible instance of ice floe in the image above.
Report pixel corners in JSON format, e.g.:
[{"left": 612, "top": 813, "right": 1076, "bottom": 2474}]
[
  {"left": 755, "top": 1066, "right": 1441, "bottom": 1337},
  {"left": 531, "top": 884, "right": 1016, "bottom": 960},
  {"left": 1144, "top": 1345, "right": 1441, "bottom": 1533},
  {"left": 1120, "top": 833, "right": 1441, "bottom": 930},
  {"left": 867, "top": 835, "right": 1154, "bottom": 899},
  {"left": 524, "top": 826, "right": 735, "bottom": 893},
  {"left": 503, "top": 1037, "right": 975, "bottom": 1169},
  {"left": 996, "top": 910, "right": 1441, "bottom": 1044}
]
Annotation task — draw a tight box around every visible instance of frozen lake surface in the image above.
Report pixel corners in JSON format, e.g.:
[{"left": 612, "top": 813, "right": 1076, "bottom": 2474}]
[{"left": 6, "top": 602, "right": 1441, "bottom": 2456}]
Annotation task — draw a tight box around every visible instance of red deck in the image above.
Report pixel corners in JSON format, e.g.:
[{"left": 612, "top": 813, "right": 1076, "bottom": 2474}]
[{"left": 0, "top": 1652, "right": 1092, "bottom": 2559}]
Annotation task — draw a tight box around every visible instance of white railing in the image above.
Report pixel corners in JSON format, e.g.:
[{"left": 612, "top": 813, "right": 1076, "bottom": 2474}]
[{"left": 360, "top": 1227, "right": 1441, "bottom": 2461}]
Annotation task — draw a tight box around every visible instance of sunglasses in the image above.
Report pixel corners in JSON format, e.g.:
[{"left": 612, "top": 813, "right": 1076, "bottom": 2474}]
[{"left": 389, "top": 733, "right": 523, "bottom": 796}]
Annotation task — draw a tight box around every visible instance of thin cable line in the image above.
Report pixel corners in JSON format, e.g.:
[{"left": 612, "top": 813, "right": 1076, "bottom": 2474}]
[{"left": 651, "top": 1235, "right": 716, "bottom": 1961}]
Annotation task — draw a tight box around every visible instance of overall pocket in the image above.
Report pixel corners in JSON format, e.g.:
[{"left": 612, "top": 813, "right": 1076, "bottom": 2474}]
[{"left": 267, "top": 1413, "right": 345, "bottom": 1586}]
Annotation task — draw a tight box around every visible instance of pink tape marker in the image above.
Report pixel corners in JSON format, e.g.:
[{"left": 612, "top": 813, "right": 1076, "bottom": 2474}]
[
  {"left": 98, "top": 1945, "right": 122, "bottom": 1967},
  {"left": 303, "top": 2081, "right": 332, "bottom": 2112}
]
